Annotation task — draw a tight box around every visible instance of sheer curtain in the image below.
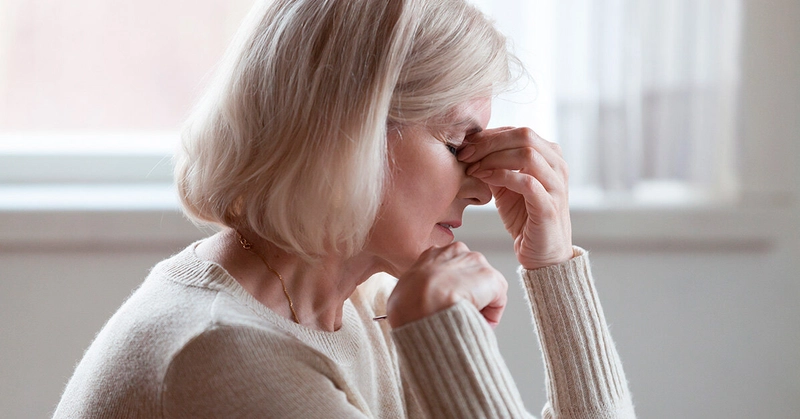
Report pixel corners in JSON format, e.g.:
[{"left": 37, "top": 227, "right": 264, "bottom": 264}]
[{"left": 474, "top": 0, "right": 742, "bottom": 206}]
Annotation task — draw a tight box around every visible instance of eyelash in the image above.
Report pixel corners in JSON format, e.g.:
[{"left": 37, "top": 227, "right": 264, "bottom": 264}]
[{"left": 445, "top": 143, "right": 459, "bottom": 156}]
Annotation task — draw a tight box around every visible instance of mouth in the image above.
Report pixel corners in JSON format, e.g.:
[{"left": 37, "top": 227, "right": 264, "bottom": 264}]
[{"left": 436, "top": 221, "right": 462, "bottom": 231}]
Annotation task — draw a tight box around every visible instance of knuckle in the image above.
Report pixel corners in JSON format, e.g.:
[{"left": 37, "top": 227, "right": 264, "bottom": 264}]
[
  {"left": 551, "top": 158, "right": 568, "bottom": 176},
  {"left": 498, "top": 275, "right": 509, "bottom": 292},
  {"left": 518, "top": 127, "right": 537, "bottom": 144},
  {"left": 560, "top": 163, "right": 570, "bottom": 181},
  {"left": 420, "top": 245, "right": 440, "bottom": 258},
  {"left": 532, "top": 149, "right": 548, "bottom": 166},
  {"left": 521, "top": 147, "right": 536, "bottom": 161},
  {"left": 464, "top": 251, "right": 485, "bottom": 265},
  {"left": 452, "top": 241, "right": 470, "bottom": 252},
  {"left": 521, "top": 175, "right": 538, "bottom": 191}
]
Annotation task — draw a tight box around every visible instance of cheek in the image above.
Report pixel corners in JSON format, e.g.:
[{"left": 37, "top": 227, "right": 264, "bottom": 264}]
[
  {"left": 405, "top": 166, "right": 456, "bottom": 208},
  {"left": 430, "top": 159, "right": 464, "bottom": 194},
  {"left": 388, "top": 142, "right": 464, "bottom": 217}
]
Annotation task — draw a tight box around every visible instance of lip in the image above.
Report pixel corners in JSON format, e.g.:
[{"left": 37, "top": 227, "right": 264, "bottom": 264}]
[
  {"left": 435, "top": 220, "right": 461, "bottom": 239},
  {"left": 436, "top": 220, "right": 462, "bottom": 230},
  {"left": 435, "top": 223, "right": 455, "bottom": 239}
]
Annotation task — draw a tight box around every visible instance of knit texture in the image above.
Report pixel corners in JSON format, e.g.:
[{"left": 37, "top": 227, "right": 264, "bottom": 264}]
[
  {"left": 53, "top": 243, "right": 635, "bottom": 418},
  {"left": 520, "top": 251, "right": 636, "bottom": 419}
]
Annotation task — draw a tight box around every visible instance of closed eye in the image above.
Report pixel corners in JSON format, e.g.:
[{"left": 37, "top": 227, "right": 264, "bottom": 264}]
[{"left": 445, "top": 143, "right": 459, "bottom": 156}]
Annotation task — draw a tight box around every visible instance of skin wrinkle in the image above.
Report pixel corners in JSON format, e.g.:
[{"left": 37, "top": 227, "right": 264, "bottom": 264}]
[
  {"left": 54, "top": 0, "right": 635, "bottom": 415},
  {"left": 368, "top": 97, "right": 492, "bottom": 277}
]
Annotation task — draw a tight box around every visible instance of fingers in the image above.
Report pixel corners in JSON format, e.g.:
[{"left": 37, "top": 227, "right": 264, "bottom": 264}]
[
  {"left": 465, "top": 147, "right": 566, "bottom": 193},
  {"left": 459, "top": 127, "right": 568, "bottom": 190},
  {"left": 388, "top": 242, "right": 508, "bottom": 328},
  {"left": 429, "top": 240, "right": 470, "bottom": 260},
  {"left": 457, "top": 126, "right": 574, "bottom": 270},
  {"left": 459, "top": 127, "right": 563, "bottom": 167},
  {"left": 474, "top": 169, "right": 552, "bottom": 208}
]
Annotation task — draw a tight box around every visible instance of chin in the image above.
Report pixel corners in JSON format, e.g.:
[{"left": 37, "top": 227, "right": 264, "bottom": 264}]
[
  {"left": 373, "top": 238, "right": 440, "bottom": 277},
  {"left": 384, "top": 248, "right": 426, "bottom": 277}
]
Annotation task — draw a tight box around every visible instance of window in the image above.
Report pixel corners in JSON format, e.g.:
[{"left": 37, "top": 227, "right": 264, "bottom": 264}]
[
  {"left": 0, "top": 0, "right": 253, "bottom": 131},
  {"left": 0, "top": 0, "right": 254, "bottom": 209},
  {"left": 475, "top": 0, "right": 742, "bottom": 207},
  {"left": 0, "top": 0, "right": 745, "bottom": 215}
]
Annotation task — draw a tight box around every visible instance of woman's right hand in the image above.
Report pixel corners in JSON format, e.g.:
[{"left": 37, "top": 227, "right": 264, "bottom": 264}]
[{"left": 386, "top": 242, "right": 508, "bottom": 328}]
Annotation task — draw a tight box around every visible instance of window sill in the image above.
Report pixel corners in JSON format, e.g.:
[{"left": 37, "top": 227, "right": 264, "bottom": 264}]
[
  {"left": 0, "top": 183, "right": 794, "bottom": 252},
  {"left": 0, "top": 183, "right": 204, "bottom": 251},
  {"left": 461, "top": 204, "right": 793, "bottom": 253}
]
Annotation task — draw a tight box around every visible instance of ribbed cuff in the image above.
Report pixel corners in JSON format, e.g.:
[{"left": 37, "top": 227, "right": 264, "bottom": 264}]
[
  {"left": 391, "top": 300, "right": 530, "bottom": 419},
  {"left": 520, "top": 247, "right": 635, "bottom": 418}
]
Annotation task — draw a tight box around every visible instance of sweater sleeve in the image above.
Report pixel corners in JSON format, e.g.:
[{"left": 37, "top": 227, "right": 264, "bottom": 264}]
[
  {"left": 391, "top": 299, "right": 533, "bottom": 418},
  {"left": 522, "top": 247, "right": 635, "bottom": 419},
  {"left": 390, "top": 247, "right": 635, "bottom": 419}
]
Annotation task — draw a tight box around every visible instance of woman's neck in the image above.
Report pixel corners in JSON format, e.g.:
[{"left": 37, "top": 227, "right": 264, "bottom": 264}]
[{"left": 196, "top": 229, "right": 384, "bottom": 332}]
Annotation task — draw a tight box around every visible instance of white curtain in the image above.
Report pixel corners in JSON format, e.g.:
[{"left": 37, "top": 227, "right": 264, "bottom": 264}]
[{"left": 474, "top": 0, "right": 742, "bottom": 205}]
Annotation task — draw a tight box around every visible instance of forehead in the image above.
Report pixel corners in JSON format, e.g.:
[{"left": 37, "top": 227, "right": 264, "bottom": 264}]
[{"left": 436, "top": 97, "right": 492, "bottom": 131}]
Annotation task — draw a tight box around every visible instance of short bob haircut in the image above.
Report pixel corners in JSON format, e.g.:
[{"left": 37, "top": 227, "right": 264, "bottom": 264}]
[{"left": 175, "top": 0, "right": 515, "bottom": 260}]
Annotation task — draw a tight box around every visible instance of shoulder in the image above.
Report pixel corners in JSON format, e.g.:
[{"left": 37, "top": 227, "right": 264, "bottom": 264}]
[
  {"left": 164, "top": 323, "right": 332, "bottom": 383},
  {"left": 54, "top": 243, "right": 231, "bottom": 417},
  {"left": 161, "top": 324, "right": 361, "bottom": 418}
]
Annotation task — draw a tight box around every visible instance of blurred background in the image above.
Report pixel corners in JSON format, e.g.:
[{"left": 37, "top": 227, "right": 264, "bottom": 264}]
[{"left": 1, "top": 0, "right": 797, "bottom": 417}]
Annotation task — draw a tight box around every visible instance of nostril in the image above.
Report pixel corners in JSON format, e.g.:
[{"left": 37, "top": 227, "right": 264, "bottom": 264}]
[
  {"left": 459, "top": 169, "right": 492, "bottom": 205},
  {"left": 473, "top": 181, "right": 492, "bottom": 205}
]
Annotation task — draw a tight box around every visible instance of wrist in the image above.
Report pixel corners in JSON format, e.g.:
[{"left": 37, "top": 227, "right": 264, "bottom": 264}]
[
  {"left": 520, "top": 246, "right": 577, "bottom": 270},
  {"left": 387, "top": 289, "right": 461, "bottom": 328}
]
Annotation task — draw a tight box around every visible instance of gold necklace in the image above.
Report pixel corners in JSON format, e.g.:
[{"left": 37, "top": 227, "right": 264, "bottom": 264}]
[{"left": 235, "top": 231, "right": 300, "bottom": 324}]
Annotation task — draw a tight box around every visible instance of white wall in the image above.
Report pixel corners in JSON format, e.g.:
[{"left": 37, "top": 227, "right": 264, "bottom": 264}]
[
  {"left": 468, "top": 211, "right": 799, "bottom": 417},
  {"left": 1, "top": 0, "right": 798, "bottom": 418},
  {"left": 0, "top": 248, "right": 176, "bottom": 417},
  {"left": 2, "top": 214, "right": 797, "bottom": 418}
]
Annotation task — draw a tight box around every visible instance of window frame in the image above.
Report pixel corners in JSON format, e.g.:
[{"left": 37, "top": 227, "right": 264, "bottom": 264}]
[{"left": 0, "top": 0, "right": 796, "bottom": 252}]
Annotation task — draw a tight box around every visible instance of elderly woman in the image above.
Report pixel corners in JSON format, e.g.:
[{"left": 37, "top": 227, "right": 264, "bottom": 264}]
[{"left": 55, "top": 0, "right": 635, "bottom": 418}]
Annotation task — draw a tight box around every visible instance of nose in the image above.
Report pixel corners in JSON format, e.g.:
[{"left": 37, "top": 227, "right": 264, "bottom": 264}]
[{"left": 459, "top": 171, "right": 492, "bottom": 206}]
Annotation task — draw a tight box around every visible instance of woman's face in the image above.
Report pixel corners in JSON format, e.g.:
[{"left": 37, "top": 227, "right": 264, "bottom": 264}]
[{"left": 366, "top": 98, "right": 493, "bottom": 275}]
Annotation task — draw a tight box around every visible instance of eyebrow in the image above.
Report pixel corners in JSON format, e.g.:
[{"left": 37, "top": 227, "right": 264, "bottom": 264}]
[{"left": 453, "top": 117, "right": 484, "bottom": 135}]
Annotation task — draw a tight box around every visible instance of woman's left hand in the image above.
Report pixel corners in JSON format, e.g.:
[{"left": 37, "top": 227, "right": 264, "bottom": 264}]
[{"left": 458, "top": 127, "right": 573, "bottom": 270}]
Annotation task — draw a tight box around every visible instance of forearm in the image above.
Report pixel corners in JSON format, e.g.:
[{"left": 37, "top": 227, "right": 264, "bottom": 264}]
[
  {"left": 391, "top": 300, "right": 533, "bottom": 418},
  {"left": 521, "top": 247, "right": 635, "bottom": 419}
]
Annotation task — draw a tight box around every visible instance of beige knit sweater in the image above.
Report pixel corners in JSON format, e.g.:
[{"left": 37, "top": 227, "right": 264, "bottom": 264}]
[{"left": 54, "top": 243, "right": 635, "bottom": 418}]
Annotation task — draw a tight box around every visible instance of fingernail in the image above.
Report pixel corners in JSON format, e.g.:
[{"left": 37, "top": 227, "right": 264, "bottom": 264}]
[
  {"left": 472, "top": 169, "right": 493, "bottom": 179},
  {"left": 458, "top": 145, "right": 475, "bottom": 160},
  {"left": 466, "top": 161, "right": 480, "bottom": 176}
]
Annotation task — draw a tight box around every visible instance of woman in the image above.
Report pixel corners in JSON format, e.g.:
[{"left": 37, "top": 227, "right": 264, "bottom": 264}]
[{"left": 55, "top": 0, "right": 635, "bottom": 417}]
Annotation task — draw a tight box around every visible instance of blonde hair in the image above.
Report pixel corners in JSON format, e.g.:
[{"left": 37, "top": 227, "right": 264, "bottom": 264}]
[{"left": 175, "top": 0, "right": 514, "bottom": 260}]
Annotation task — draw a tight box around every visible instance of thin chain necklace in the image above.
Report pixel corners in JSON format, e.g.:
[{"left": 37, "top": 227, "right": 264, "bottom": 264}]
[{"left": 235, "top": 231, "right": 300, "bottom": 324}]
